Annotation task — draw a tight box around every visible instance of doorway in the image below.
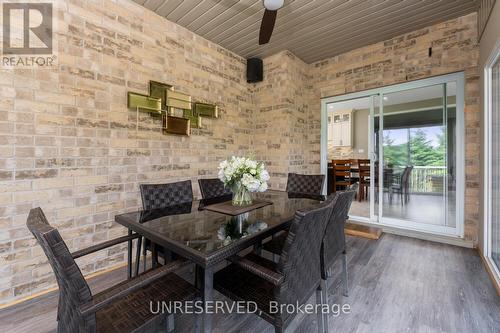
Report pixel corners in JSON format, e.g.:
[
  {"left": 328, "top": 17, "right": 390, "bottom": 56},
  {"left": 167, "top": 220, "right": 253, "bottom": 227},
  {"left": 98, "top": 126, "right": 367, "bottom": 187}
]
[
  {"left": 321, "top": 72, "right": 465, "bottom": 237},
  {"left": 326, "top": 96, "right": 373, "bottom": 220}
]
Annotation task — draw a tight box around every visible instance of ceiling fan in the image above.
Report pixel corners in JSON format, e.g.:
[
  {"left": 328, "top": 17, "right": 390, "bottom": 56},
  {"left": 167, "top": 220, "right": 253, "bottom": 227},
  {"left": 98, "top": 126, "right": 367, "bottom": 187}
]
[{"left": 259, "top": 0, "right": 284, "bottom": 45}]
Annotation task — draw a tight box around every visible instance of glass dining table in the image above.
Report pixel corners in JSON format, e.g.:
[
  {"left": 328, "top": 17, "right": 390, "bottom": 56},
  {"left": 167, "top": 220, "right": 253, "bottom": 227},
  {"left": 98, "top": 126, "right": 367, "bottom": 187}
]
[{"left": 114, "top": 190, "right": 324, "bottom": 332}]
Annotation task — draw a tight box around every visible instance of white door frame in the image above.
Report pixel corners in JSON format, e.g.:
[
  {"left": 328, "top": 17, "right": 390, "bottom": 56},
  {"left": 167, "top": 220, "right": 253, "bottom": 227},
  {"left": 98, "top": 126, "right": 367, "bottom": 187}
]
[
  {"left": 483, "top": 39, "right": 500, "bottom": 284},
  {"left": 321, "top": 72, "right": 465, "bottom": 238}
]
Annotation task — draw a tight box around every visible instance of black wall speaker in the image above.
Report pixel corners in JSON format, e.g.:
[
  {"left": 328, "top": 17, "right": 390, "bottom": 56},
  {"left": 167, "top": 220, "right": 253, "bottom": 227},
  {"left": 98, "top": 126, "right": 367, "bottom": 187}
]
[{"left": 247, "top": 58, "right": 263, "bottom": 83}]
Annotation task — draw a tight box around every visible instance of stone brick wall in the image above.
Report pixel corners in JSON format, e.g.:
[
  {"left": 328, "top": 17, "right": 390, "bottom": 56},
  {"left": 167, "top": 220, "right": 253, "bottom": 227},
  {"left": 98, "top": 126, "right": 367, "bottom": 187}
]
[
  {"left": 0, "top": 0, "right": 253, "bottom": 305},
  {"left": 252, "top": 51, "right": 311, "bottom": 190},
  {"left": 306, "top": 13, "right": 480, "bottom": 243},
  {"left": 0, "top": 0, "right": 481, "bottom": 305}
]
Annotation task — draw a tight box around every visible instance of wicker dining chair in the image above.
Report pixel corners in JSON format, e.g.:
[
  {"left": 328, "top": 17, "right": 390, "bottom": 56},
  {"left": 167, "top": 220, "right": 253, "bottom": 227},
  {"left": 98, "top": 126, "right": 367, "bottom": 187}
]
[
  {"left": 26, "top": 207, "right": 199, "bottom": 333},
  {"left": 214, "top": 202, "right": 334, "bottom": 333},
  {"left": 198, "top": 178, "right": 232, "bottom": 200},
  {"left": 262, "top": 186, "right": 356, "bottom": 311},
  {"left": 320, "top": 187, "right": 356, "bottom": 303},
  {"left": 140, "top": 180, "right": 193, "bottom": 210},
  {"left": 261, "top": 194, "right": 333, "bottom": 259},
  {"left": 286, "top": 172, "right": 325, "bottom": 196},
  {"left": 139, "top": 180, "right": 193, "bottom": 272},
  {"left": 268, "top": 173, "right": 326, "bottom": 262}
]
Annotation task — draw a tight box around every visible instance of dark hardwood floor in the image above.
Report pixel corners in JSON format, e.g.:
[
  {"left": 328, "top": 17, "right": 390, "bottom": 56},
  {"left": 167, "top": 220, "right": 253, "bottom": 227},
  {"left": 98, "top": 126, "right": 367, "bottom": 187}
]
[{"left": 1, "top": 234, "right": 499, "bottom": 333}]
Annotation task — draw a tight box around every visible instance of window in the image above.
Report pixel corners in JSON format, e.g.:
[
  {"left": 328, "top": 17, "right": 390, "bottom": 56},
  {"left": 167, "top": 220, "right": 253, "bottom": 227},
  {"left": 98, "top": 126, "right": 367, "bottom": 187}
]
[
  {"left": 492, "top": 57, "right": 500, "bottom": 268},
  {"left": 485, "top": 42, "right": 500, "bottom": 283}
]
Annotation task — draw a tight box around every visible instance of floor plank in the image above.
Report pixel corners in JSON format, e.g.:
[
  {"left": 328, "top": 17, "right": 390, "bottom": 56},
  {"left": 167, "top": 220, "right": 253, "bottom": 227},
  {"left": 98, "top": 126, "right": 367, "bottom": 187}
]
[
  {"left": 1, "top": 234, "right": 499, "bottom": 333},
  {"left": 345, "top": 222, "right": 382, "bottom": 240}
]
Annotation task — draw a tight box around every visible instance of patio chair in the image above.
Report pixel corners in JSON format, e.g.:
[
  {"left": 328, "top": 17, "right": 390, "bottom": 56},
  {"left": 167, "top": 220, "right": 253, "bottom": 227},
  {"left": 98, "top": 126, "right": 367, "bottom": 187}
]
[
  {"left": 374, "top": 165, "right": 394, "bottom": 203},
  {"left": 320, "top": 188, "right": 357, "bottom": 333},
  {"left": 26, "top": 207, "right": 199, "bottom": 333},
  {"left": 261, "top": 186, "right": 356, "bottom": 318},
  {"left": 198, "top": 178, "right": 232, "bottom": 200},
  {"left": 214, "top": 201, "right": 334, "bottom": 333},
  {"left": 139, "top": 180, "right": 193, "bottom": 270},
  {"left": 272, "top": 172, "right": 326, "bottom": 260},
  {"left": 140, "top": 180, "right": 193, "bottom": 210},
  {"left": 391, "top": 166, "right": 413, "bottom": 205},
  {"left": 286, "top": 172, "right": 325, "bottom": 197}
]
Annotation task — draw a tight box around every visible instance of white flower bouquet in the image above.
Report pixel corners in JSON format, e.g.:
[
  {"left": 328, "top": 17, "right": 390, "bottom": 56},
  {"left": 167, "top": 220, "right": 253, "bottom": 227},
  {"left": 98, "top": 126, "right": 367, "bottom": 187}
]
[{"left": 218, "top": 156, "right": 270, "bottom": 206}]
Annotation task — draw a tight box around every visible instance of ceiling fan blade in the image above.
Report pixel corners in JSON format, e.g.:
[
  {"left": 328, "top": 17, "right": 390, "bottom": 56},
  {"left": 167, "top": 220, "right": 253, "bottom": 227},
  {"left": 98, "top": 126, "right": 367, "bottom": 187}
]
[{"left": 259, "top": 9, "right": 277, "bottom": 45}]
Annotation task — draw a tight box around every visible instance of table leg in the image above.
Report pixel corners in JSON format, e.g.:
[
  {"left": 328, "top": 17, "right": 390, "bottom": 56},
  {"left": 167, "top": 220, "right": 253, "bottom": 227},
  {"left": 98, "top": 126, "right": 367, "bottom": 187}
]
[
  {"left": 152, "top": 244, "right": 158, "bottom": 269},
  {"left": 135, "top": 236, "right": 142, "bottom": 276},
  {"left": 164, "top": 248, "right": 174, "bottom": 264},
  {"left": 196, "top": 265, "right": 214, "bottom": 333},
  {"left": 253, "top": 240, "right": 262, "bottom": 255},
  {"left": 127, "top": 229, "right": 133, "bottom": 279}
]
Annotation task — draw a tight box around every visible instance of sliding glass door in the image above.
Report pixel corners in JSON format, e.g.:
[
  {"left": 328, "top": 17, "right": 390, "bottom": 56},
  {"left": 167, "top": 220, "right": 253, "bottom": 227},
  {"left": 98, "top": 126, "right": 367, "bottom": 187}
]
[
  {"left": 321, "top": 72, "right": 464, "bottom": 237},
  {"left": 492, "top": 56, "right": 500, "bottom": 271},
  {"left": 378, "top": 82, "right": 459, "bottom": 234}
]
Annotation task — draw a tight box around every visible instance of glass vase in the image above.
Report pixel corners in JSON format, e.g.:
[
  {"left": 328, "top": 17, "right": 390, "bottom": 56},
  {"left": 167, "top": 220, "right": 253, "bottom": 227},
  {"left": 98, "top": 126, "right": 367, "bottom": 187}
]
[{"left": 232, "top": 182, "right": 253, "bottom": 206}]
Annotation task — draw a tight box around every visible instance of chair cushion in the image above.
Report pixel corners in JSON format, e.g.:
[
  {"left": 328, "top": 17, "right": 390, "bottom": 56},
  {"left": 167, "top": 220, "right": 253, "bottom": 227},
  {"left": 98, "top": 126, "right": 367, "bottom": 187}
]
[
  {"left": 214, "top": 253, "right": 279, "bottom": 324},
  {"left": 96, "top": 272, "right": 197, "bottom": 333}
]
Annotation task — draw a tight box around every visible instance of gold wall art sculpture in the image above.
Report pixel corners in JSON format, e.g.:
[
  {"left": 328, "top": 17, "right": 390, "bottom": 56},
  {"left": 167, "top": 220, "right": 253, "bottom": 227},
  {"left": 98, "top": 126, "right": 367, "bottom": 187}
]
[{"left": 127, "top": 80, "right": 219, "bottom": 136}]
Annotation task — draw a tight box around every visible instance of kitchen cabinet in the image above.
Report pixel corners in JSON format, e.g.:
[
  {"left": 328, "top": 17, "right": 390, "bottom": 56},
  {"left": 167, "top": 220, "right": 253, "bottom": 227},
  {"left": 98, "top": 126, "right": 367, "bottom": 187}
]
[{"left": 328, "top": 110, "right": 352, "bottom": 147}]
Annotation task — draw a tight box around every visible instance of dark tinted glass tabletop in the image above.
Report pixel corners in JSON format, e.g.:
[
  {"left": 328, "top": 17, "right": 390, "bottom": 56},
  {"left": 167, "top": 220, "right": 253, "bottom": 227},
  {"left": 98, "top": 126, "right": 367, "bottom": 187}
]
[{"left": 115, "top": 191, "right": 324, "bottom": 264}]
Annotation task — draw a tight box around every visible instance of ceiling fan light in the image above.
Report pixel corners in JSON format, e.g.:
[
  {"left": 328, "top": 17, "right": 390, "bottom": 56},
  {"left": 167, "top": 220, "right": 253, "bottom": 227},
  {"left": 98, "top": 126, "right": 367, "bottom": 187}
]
[{"left": 263, "top": 0, "right": 284, "bottom": 11}]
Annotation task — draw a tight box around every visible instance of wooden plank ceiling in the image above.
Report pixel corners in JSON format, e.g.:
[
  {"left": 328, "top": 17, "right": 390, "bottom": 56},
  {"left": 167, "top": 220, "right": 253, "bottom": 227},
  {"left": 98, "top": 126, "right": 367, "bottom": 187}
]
[{"left": 134, "top": 0, "right": 479, "bottom": 63}]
